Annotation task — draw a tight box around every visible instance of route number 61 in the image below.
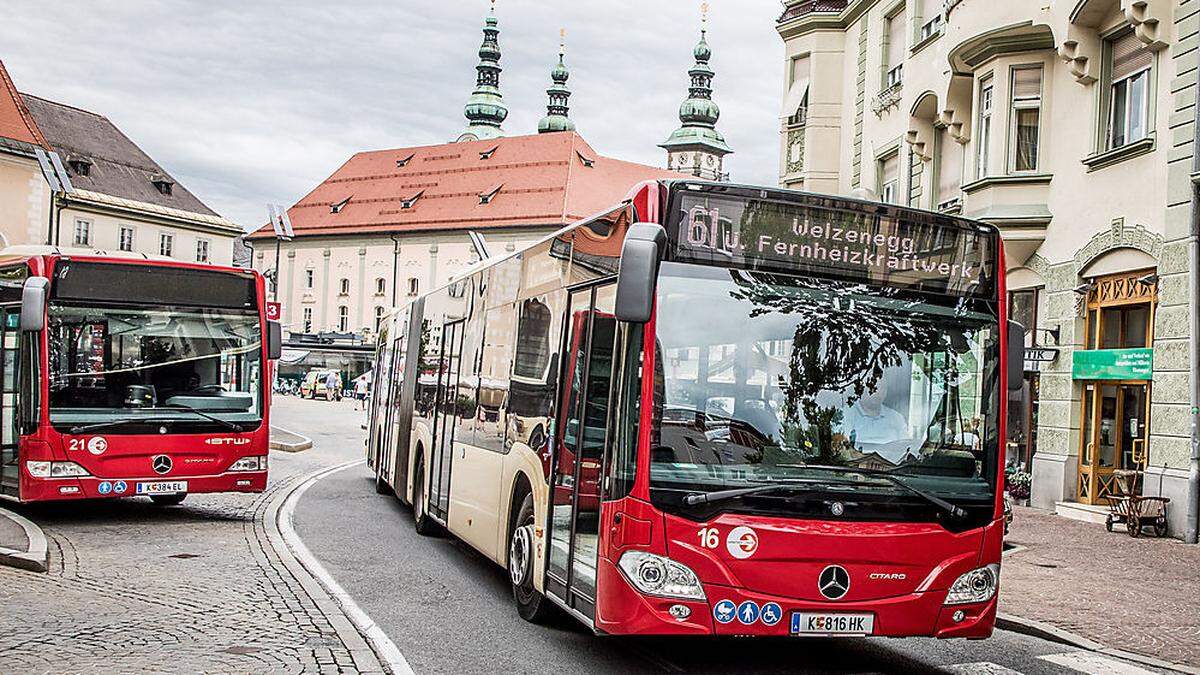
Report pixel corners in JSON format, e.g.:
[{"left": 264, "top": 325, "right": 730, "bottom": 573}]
[{"left": 698, "top": 527, "right": 720, "bottom": 549}]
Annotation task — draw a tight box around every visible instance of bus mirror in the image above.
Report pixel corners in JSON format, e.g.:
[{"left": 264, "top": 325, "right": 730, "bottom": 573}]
[
  {"left": 267, "top": 320, "right": 283, "bottom": 360},
  {"left": 19, "top": 277, "right": 48, "bottom": 332},
  {"left": 615, "top": 222, "right": 667, "bottom": 323},
  {"left": 1007, "top": 320, "right": 1025, "bottom": 391}
]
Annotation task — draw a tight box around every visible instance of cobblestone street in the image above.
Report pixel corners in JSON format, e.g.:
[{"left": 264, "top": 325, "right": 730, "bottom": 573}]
[
  {"left": 1003, "top": 505, "right": 1200, "bottom": 669},
  {"left": 0, "top": 398, "right": 372, "bottom": 674}
]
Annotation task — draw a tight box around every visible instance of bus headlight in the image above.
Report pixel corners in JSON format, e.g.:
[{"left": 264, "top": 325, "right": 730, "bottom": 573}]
[
  {"left": 617, "top": 550, "right": 706, "bottom": 601},
  {"left": 229, "top": 456, "right": 268, "bottom": 472},
  {"left": 944, "top": 564, "right": 1000, "bottom": 605},
  {"left": 27, "top": 461, "right": 91, "bottom": 478}
]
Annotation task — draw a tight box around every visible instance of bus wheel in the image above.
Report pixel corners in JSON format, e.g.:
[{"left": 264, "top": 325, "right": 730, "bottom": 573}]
[
  {"left": 510, "top": 493, "right": 554, "bottom": 623},
  {"left": 374, "top": 470, "right": 390, "bottom": 495},
  {"left": 413, "top": 457, "right": 438, "bottom": 536},
  {"left": 150, "top": 494, "right": 186, "bottom": 506}
]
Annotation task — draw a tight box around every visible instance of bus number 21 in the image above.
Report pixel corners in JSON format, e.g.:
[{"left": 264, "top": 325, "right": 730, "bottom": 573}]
[{"left": 698, "top": 527, "right": 720, "bottom": 549}]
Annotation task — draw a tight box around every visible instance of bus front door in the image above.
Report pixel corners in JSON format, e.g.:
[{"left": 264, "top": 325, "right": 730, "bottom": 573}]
[{"left": 546, "top": 284, "right": 616, "bottom": 621}]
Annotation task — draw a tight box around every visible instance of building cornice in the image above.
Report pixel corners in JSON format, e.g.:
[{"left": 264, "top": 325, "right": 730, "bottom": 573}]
[
  {"left": 961, "top": 173, "right": 1054, "bottom": 193},
  {"left": 61, "top": 188, "right": 242, "bottom": 236},
  {"left": 776, "top": 0, "right": 873, "bottom": 41}
]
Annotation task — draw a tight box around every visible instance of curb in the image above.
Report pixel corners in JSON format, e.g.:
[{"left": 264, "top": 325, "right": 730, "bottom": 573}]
[
  {"left": 997, "top": 612, "right": 1200, "bottom": 675},
  {"left": 270, "top": 425, "right": 313, "bottom": 453},
  {"left": 267, "top": 460, "right": 413, "bottom": 675},
  {"left": 0, "top": 505, "right": 48, "bottom": 573}
]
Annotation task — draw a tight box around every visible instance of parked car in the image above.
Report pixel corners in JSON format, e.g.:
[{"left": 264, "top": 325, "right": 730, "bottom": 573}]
[{"left": 300, "top": 369, "right": 342, "bottom": 401}]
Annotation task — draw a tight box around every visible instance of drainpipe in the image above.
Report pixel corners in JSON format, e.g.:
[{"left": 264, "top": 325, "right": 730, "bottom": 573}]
[{"left": 1187, "top": 82, "right": 1200, "bottom": 544}]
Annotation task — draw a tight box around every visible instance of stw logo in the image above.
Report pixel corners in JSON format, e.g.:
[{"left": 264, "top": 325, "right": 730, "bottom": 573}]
[
  {"left": 205, "top": 438, "right": 250, "bottom": 446},
  {"left": 725, "top": 526, "right": 759, "bottom": 560}
]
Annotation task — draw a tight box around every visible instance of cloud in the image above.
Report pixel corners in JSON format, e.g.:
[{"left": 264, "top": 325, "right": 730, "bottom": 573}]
[{"left": 2, "top": 0, "right": 783, "bottom": 230}]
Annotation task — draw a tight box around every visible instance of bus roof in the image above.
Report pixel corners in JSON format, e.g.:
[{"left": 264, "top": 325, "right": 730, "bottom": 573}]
[{"left": 0, "top": 244, "right": 255, "bottom": 277}]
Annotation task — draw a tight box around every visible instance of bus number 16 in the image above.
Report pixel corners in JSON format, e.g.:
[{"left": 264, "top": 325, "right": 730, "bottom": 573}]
[{"left": 698, "top": 527, "right": 720, "bottom": 549}]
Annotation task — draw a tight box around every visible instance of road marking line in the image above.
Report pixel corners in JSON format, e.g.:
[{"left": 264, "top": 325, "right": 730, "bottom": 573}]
[
  {"left": 277, "top": 459, "right": 414, "bottom": 675},
  {"left": 1039, "top": 651, "right": 1160, "bottom": 675},
  {"left": 941, "top": 662, "right": 1023, "bottom": 674}
]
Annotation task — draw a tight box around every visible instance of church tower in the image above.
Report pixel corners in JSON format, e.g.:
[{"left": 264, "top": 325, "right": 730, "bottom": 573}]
[
  {"left": 660, "top": 4, "right": 732, "bottom": 180},
  {"left": 458, "top": 1, "right": 508, "bottom": 142},
  {"left": 538, "top": 30, "right": 575, "bottom": 134}
]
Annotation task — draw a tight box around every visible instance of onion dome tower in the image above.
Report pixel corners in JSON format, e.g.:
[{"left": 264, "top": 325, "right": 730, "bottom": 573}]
[
  {"left": 538, "top": 30, "right": 575, "bottom": 134},
  {"left": 458, "top": 1, "right": 508, "bottom": 142},
  {"left": 659, "top": 3, "right": 732, "bottom": 180}
]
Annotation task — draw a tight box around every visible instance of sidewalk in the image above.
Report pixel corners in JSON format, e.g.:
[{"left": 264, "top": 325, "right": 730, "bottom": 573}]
[{"left": 1002, "top": 505, "right": 1200, "bottom": 670}]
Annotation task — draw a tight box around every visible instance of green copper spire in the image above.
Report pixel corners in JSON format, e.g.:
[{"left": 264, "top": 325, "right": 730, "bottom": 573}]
[
  {"left": 538, "top": 30, "right": 575, "bottom": 134},
  {"left": 459, "top": 1, "right": 508, "bottom": 142},
  {"left": 661, "top": 3, "right": 732, "bottom": 179}
]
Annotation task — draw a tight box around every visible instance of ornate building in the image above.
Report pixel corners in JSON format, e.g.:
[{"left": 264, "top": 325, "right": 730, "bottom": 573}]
[
  {"left": 776, "top": 0, "right": 1199, "bottom": 540},
  {"left": 660, "top": 8, "right": 733, "bottom": 181}
]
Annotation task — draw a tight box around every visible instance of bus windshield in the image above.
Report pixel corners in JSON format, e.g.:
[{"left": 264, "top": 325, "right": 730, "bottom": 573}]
[
  {"left": 47, "top": 304, "right": 263, "bottom": 427},
  {"left": 649, "top": 262, "right": 999, "bottom": 521}
]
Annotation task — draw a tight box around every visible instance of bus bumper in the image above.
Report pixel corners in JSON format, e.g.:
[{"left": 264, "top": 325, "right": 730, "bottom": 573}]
[
  {"left": 19, "top": 471, "right": 268, "bottom": 502},
  {"left": 595, "top": 556, "right": 996, "bottom": 638}
]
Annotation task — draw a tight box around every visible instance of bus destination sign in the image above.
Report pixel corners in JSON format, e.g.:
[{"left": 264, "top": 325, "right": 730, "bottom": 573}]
[{"left": 668, "top": 192, "right": 996, "bottom": 298}]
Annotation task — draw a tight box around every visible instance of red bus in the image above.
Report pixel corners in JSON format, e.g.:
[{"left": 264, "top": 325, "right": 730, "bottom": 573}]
[
  {"left": 367, "top": 181, "right": 1022, "bottom": 638},
  {"left": 0, "top": 247, "right": 281, "bottom": 504}
]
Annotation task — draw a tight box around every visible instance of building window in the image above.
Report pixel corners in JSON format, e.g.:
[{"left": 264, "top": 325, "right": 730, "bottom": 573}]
[
  {"left": 1009, "top": 288, "right": 1039, "bottom": 348},
  {"left": 884, "top": 6, "right": 906, "bottom": 89},
  {"left": 916, "top": 0, "right": 943, "bottom": 41},
  {"left": 303, "top": 307, "right": 313, "bottom": 333},
  {"left": 337, "top": 305, "right": 349, "bottom": 332},
  {"left": 118, "top": 225, "right": 134, "bottom": 252},
  {"left": 305, "top": 269, "right": 314, "bottom": 289},
  {"left": 878, "top": 151, "right": 900, "bottom": 204},
  {"left": 374, "top": 306, "right": 385, "bottom": 333},
  {"left": 1106, "top": 30, "right": 1152, "bottom": 150},
  {"left": 159, "top": 232, "right": 174, "bottom": 257},
  {"left": 375, "top": 277, "right": 386, "bottom": 296},
  {"left": 73, "top": 219, "right": 91, "bottom": 246},
  {"left": 975, "top": 75, "right": 993, "bottom": 180},
  {"left": 339, "top": 278, "right": 350, "bottom": 295},
  {"left": 1009, "top": 66, "right": 1043, "bottom": 172},
  {"left": 195, "top": 239, "right": 210, "bottom": 263},
  {"left": 407, "top": 277, "right": 419, "bottom": 296}
]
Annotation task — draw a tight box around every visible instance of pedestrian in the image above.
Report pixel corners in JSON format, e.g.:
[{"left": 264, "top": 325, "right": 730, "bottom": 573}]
[
  {"left": 324, "top": 370, "right": 340, "bottom": 401},
  {"left": 355, "top": 376, "right": 369, "bottom": 410}
]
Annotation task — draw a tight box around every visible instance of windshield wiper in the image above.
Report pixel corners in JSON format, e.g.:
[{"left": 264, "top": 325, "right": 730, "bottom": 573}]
[
  {"left": 682, "top": 477, "right": 847, "bottom": 506},
  {"left": 795, "top": 464, "right": 967, "bottom": 519},
  {"left": 161, "top": 403, "right": 243, "bottom": 432},
  {"left": 69, "top": 416, "right": 178, "bottom": 435}
]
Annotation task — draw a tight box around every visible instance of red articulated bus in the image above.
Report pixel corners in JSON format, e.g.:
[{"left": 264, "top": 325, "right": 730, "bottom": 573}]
[
  {"left": 0, "top": 247, "right": 281, "bottom": 504},
  {"left": 367, "top": 181, "right": 1023, "bottom": 638}
]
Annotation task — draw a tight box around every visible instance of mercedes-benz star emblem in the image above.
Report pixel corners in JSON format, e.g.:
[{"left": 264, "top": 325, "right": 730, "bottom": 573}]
[
  {"left": 151, "top": 455, "right": 173, "bottom": 475},
  {"left": 818, "top": 565, "right": 850, "bottom": 600},
  {"left": 830, "top": 501, "right": 845, "bottom": 517}
]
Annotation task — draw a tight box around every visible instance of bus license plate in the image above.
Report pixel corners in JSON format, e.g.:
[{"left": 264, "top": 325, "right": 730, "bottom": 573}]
[
  {"left": 135, "top": 481, "right": 188, "bottom": 495},
  {"left": 791, "top": 612, "right": 874, "bottom": 636}
]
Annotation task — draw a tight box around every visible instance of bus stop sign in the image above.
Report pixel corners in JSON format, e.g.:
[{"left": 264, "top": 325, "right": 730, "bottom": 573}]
[{"left": 266, "top": 302, "right": 281, "bottom": 321}]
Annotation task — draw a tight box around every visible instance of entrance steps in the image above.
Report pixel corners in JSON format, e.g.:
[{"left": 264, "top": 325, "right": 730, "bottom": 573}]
[{"left": 1054, "top": 501, "right": 1109, "bottom": 525}]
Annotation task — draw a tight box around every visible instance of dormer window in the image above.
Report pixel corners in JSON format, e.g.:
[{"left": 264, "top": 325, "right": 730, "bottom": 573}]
[
  {"left": 331, "top": 196, "right": 352, "bottom": 214},
  {"left": 150, "top": 174, "right": 173, "bottom": 196},
  {"left": 575, "top": 150, "right": 595, "bottom": 168},
  {"left": 479, "top": 145, "right": 498, "bottom": 160},
  {"left": 479, "top": 184, "right": 503, "bottom": 205},
  {"left": 401, "top": 190, "right": 424, "bottom": 209},
  {"left": 67, "top": 156, "right": 92, "bottom": 177},
  {"left": 396, "top": 153, "right": 415, "bottom": 168}
]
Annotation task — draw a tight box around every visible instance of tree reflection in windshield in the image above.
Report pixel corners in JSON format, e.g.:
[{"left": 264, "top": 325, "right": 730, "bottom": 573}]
[{"left": 650, "top": 262, "right": 998, "bottom": 499}]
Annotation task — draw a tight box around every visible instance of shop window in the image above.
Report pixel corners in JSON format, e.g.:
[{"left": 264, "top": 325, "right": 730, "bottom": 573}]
[{"left": 1008, "top": 288, "right": 1039, "bottom": 347}]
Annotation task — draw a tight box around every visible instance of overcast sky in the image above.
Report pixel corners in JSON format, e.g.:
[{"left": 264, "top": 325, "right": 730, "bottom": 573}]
[{"left": 1, "top": 0, "right": 783, "bottom": 230}]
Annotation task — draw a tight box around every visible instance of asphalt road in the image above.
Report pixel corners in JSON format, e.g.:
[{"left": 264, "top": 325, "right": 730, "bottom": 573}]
[{"left": 289, "top": 398, "right": 1168, "bottom": 675}]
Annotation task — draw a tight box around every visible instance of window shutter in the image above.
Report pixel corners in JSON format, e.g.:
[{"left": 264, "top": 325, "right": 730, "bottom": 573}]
[
  {"left": 887, "top": 10, "right": 907, "bottom": 71},
  {"left": 1111, "top": 31, "right": 1151, "bottom": 80},
  {"left": 1012, "top": 67, "right": 1042, "bottom": 100},
  {"left": 881, "top": 152, "right": 899, "bottom": 186},
  {"left": 938, "top": 130, "right": 963, "bottom": 199}
]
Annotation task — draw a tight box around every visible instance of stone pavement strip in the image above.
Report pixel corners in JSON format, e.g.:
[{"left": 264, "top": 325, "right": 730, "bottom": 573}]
[
  {"left": 0, "top": 459, "right": 385, "bottom": 674},
  {"left": 1002, "top": 505, "right": 1200, "bottom": 671},
  {"left": 0, "top": 505, "right": 48, "bottom": 572}
]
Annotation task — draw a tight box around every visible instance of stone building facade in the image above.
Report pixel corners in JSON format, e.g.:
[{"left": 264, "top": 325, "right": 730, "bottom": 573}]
[{"left": 777, "top": 0, "right": 1198, "bottom": 537}]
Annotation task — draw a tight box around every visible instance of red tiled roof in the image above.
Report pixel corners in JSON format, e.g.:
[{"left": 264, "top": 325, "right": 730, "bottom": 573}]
[
  {"left": 0, "top": 59, "right": 47, "bottom": 150},
  {"left": 248, "top": 132, "right": 683, "bottom": 240}
]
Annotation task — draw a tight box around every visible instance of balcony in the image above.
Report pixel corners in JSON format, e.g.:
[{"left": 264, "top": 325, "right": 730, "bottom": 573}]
[{"left": 778, "top": 0, "right": 848, "bottom": 23}]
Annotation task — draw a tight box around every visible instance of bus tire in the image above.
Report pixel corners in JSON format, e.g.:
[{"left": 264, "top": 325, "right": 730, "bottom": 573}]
[
  {"left": 510, "top": 493, "right": 554, "bottom": 623},
  {"left": 150, "top": 494, "right": 186, "bottom": 506},
  {"left": 413, "top": 456, "right": 439, "bottom": 536},
  {"left": 374, "top": 470, "right": 390, "bottom": 495}
]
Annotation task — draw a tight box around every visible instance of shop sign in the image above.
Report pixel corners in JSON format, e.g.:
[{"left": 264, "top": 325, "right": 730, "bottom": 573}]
[
  {"left": 1071, "top": 348, "right": 1153, "bottom": 381},
  {"left": 1024, "top": 347, "right": 1058, "bottom": 371}
]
